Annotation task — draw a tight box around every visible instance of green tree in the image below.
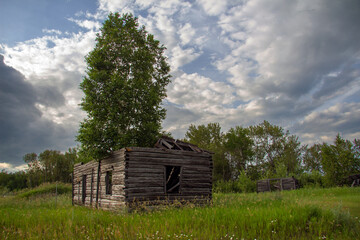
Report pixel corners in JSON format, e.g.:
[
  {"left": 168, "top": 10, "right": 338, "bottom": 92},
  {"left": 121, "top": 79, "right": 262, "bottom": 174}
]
[
  {"left": 185, "top": 123, "right": 230, "bottom": 181},
  {"left": 303, "top": 143, "right": 322, "bottom": 173},
  {"left": 321, "top": 134, "right": 360, "bottom": 186},
  {"left": 39, "top": 150, "right": 74, "bottom": 183},
  {"left": 249, "top": 121, "right": 303, "bottom": 177},
  {"left": 23, "top": 149, "right": 76, "bottom": 186},
  {"left": 77, "top": 12, "right": 171, "bottom": 160},
  {"left": 0, "top": 170, "right": 28, "bottom": 192},
  {"left": 23, "top": 152, "right": 42, "bottom": 188},
  {"left": 278, "top": 135, "right": 303, "bottom": 175},
  {"left": 224, "top": 126, "right": 254, "bottom": 178}
]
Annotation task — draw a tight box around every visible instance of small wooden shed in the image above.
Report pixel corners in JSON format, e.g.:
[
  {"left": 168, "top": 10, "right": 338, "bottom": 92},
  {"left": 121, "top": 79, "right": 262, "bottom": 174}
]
[
  {"left": 257, "top": 177, "right": 299, "bottom": 193},
  {"left": 72, "top": 141, "right": 213, "bottom": 210}
]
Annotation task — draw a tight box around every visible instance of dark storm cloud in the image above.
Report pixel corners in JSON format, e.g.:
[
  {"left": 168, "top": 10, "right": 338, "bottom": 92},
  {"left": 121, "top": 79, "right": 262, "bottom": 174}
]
[
  {"left": 292, "top": 102, "right": 360, "bottom": 138},
  {"left": 313, "top": 67, "right": 360, "bottom": 101},
  {"left": 36, "top": 85, "right": 65, "bottom": 107},
  {"left": 0, "top": 55, "right": 74, "bottom": 166}
]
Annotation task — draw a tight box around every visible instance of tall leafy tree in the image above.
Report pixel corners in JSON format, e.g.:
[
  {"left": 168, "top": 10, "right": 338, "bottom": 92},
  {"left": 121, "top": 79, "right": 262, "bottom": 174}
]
[
  {"left": 249, "top": 120, "right": 303, "bottom": 177},
  {"left": 23, "top": 149, "right": 76, "bottom": 186},
  {"left": 77, "top": 13, "right": 171, "bottom": 160},
  {"left": 249, "top": 121, "right": 285, "bottom": 175},
  {"left": 224, "top": 126, "right": 254, "bottom": 178},
  {"left": 303, "top": 143, "right": 323, "bottom": 173},
  {"left": 185, "top": 123, "right": 231, "bottom": 181},
  {"left": 321, "top": 134, "right": 360, "bottom": 186},
  {"left": 23, "top": 153, "right": 42, "bottom": 187},
  {"left": 277, "top": 135, "right": 304, "bottom": 175}
]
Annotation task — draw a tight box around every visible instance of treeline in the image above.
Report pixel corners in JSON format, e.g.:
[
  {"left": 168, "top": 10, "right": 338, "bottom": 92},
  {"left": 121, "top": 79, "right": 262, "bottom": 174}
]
[
  {"left": 184, "top": 121, "right": 360, "bottom": 192},
  {"left": 0, "top": 148, "right": 77, "bottom": 193},
  {"left": 1, "top": 120, "right": 359, "bottom": 193}
]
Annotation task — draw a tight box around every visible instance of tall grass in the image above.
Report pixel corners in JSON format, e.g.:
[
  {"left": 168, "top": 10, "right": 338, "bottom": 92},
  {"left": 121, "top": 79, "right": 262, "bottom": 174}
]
[{"left": 1, "top": 185, "right": 359, "bottom": 239}]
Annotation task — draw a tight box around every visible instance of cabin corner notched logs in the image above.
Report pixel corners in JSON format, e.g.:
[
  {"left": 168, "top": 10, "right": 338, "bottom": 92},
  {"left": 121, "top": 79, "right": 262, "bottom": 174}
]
[{"left": 73, "top": 146, "right": 213, "bottom": 210}]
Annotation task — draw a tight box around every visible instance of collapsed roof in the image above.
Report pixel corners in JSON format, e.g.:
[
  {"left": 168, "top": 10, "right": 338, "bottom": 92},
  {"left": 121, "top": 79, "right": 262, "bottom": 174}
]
[{"left": 154, "top": 136, "right": 211, "bottom": 154}]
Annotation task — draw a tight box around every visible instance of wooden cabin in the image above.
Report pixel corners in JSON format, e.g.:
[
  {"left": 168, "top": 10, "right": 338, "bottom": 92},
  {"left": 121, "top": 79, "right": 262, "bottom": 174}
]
[
  {"left": 72, "top": 140, "right": 213, "bottom": 210},
  {"left": 257, "top": 177, "right": 299, "bottom": 193}
]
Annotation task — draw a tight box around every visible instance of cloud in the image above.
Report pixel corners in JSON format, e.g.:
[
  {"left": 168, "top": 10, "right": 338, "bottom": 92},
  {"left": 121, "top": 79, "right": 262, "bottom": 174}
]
[
  {"left": 0, "top": 162, "right": 28, "bottom": 172},
  {"left": 67, "top": 18, "right": 102, "bottom": 30},
  {"left": 167, "top": 72, "right": 235, "bottom": 111},
  {"left": 294, "top": 102, "right": 360, "bottom": 140},
  {"left": 42, "top": 29, "right": 62, "bottom": 35},
  {"left": 1, "top": 30, "right": 95, "bottom": 79},
  {"left": 216, "top": 0, "right": 360, "bottom": 100},
  {"left": 98, "top": 0, "right": 133, "bottom": 13},
  {"left": 0, "top": 55, "right": 76, "bottom": 166},
  {"left": 209, "top": 0, "right": 360, "bottom": 127},
  {"left": 196, "top": 0, "right": 231, "bottom": 16},
  {"left": 162, "top": 103, "right": 202, "bottom": 138}
]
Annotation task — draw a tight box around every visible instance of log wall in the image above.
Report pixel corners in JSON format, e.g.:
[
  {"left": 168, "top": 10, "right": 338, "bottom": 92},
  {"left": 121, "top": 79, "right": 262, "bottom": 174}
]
[
  {"left": 73, "top": 147, "right": 213, "bottom": 210},
  {"left": 125, "top": 147, "right": 213, "bottom": 205},
  {"left": 73, "top": 149, "right": 126, "bottom": 210}
]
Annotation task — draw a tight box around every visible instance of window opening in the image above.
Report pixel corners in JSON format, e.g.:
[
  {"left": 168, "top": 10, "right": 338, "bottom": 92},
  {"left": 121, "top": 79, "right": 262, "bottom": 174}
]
[
  {"left": 165, "top": 166, "right": 181, "bottom": 194},
  {"left": 105, "top": 171, "right": 112, "bottom": 195}
]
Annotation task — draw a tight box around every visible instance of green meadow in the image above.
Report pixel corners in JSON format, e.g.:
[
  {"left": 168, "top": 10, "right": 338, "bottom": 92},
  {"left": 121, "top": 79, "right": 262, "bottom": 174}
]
[{"left": 1, "top": 184, "right": 359, "bottom": 239}]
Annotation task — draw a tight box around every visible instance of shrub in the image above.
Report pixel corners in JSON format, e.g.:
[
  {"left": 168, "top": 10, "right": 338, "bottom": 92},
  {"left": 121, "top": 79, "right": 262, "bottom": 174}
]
[
  {"left": 213, "top": 172, "right": 256, "bottom": 193},
  {"left": 213, "top": 180, "right": 235, "bottom": 193},
  {"left": 235, "top": 170, "right": 256, "bottom": 193},
  {"left": 298, "top": 171, "right": 324, "bottom": 188}
]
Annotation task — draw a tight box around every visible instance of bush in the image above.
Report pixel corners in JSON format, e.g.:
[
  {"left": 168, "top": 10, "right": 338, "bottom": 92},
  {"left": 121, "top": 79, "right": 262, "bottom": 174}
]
[
  {"left": 213, "top": 180, "right": 235, "bottom": 193},
  {"left": 298, "top": 171, "right": 324, "bottom": 188},
  {"left": 213, "top": 172, "right": 256, "bottom": 193},
  {"left": 235, "top": 170, "right": 256, "bottom": 193}
]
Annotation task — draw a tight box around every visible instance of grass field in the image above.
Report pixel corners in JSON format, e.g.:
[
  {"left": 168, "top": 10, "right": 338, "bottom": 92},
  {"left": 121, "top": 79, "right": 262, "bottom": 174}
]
[{"left": 1, "top": 184, "right": 359, "bottom": 239}]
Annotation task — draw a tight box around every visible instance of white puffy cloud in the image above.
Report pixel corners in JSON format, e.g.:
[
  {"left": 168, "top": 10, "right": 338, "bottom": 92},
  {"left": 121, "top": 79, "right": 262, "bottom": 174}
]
[
  {"left": 2, "top": 30, "right": 96, "bottom": 79},
  {"left": 196, "top": 0, "right": 231, "bottom": 16},
  {"left": 98, "top": 0, "right": 134, "bottom": 13},
  {"left": 179, "top": 23, "right": 196, "bottom": 46},
  {"left": 167, "top": 72, "right": 235, "bottom": 110},
  {"left": 67, "top": 18, "right": 102, "bottom": 30},
  {"left": 168, "top": 45, "right": 202, "bottom": 70}
]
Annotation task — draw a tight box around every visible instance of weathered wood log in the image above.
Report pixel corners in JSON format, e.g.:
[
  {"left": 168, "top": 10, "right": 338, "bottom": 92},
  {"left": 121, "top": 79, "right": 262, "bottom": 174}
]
[
  {"left": 126, "top": 158, "right": 210, "bottom": 167},
  {"left": 126, "top": 148, "right": 211, "bottom": 158},
  {"left": 73, "top": 146, "right": 212, "bottom": 211}
]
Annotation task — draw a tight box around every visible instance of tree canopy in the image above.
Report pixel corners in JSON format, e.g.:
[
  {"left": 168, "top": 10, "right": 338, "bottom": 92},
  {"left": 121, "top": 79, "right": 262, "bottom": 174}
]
[
  {"left": 321, "top": 134, "right": 360, "bottom": 186},
  {"left": 2, "top": 120, "right": 359, "bottom": 192},
  {"left": 77, "top": 12, "right": 171, "bottom": 160},
  {"left": 184, "top": 121, "right": 359, "bottom": 189},
  {"left": 185, "top": 123, "right": 230, "bottom": 181}
]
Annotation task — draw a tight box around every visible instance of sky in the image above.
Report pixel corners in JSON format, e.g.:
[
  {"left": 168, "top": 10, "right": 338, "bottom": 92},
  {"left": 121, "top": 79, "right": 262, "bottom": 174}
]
[{"left": 1, "top": 0, "right": 360, "bottom": 172}]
